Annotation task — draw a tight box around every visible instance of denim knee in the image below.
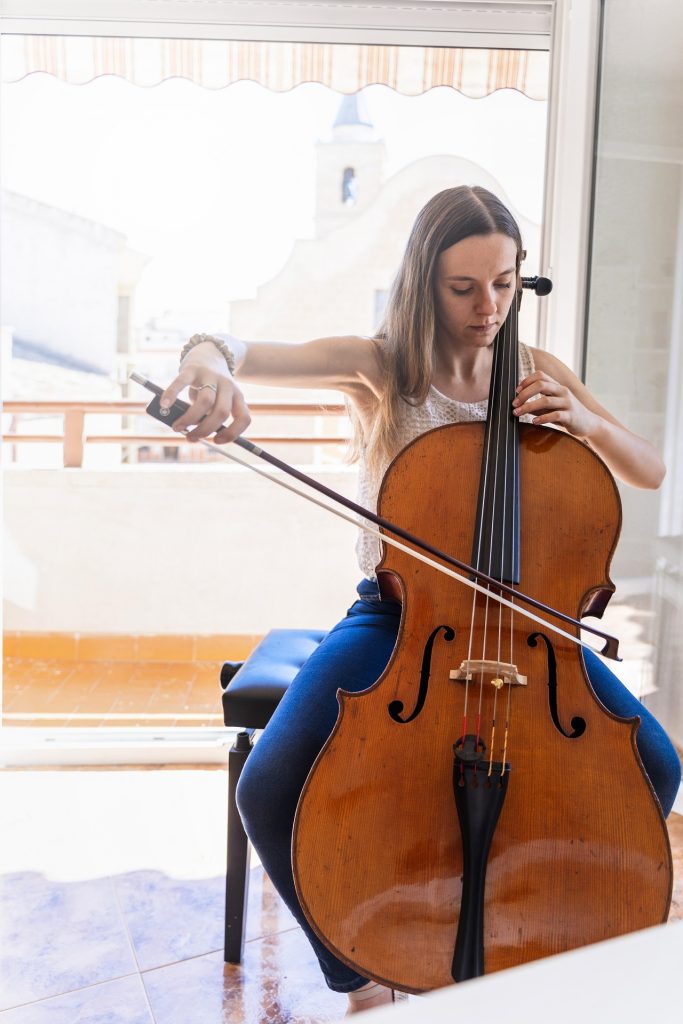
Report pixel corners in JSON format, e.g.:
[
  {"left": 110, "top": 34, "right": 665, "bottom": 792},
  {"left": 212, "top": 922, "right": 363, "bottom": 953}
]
[
  {"left": 235, "top": 744, "right": 292, "bottom": 844},
  {"left": 583, "top": 648, "right": 681, "bottom": 817},
  {"left": 234, "top": 752, "right": 260, "bottom": 838}
]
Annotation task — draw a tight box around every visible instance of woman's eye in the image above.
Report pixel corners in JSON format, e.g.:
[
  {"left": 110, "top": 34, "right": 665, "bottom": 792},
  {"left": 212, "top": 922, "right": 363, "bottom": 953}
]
[{"left": 450, "top": 282, "right": 512, "bottom": 295}]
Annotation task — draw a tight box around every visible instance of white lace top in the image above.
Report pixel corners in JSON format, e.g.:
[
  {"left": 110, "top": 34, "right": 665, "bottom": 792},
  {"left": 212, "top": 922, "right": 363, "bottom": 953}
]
[{"left": 356, "top": 342, "right": 536, "bottom": 579}]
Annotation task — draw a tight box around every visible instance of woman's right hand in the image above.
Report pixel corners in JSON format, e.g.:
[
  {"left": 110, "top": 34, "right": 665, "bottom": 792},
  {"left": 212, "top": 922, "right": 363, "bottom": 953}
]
[{"left": 160, "top": 347, "right": 252, "bottom": 444}]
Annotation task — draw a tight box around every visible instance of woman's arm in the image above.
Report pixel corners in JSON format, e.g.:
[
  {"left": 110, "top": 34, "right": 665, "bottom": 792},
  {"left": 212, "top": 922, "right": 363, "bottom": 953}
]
[
  {"left": 160, "top": 333, "right": 381, "bottom": 443},
  {"left": 514, "top": 349, "right": 665, "bottom": 489}
]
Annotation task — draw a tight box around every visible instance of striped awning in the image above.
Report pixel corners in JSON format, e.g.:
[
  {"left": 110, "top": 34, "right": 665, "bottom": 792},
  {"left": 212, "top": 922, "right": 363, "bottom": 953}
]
[{"left": 1, "top": 36, "right": 549, "bottom": 99}]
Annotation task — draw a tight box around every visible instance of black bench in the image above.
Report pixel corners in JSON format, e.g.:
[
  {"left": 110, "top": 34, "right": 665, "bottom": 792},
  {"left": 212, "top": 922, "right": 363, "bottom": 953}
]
[{"left": 220, "top": 627, "right": 325, "bottom": 963}]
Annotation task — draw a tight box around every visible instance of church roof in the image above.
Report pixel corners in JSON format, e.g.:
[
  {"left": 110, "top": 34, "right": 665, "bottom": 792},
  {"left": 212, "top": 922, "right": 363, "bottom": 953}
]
[
  {"left": 333, "top": 93, "right": 374, "bottom": 131},
  {"left": 331, "top": 93, "right": 379, "bottom": 144}
]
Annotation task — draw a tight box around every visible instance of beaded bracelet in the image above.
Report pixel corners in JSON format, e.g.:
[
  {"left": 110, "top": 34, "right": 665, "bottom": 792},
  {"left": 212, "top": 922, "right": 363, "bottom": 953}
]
[{"left": 179, "top": 333, "right": 236, "bottom": 375}]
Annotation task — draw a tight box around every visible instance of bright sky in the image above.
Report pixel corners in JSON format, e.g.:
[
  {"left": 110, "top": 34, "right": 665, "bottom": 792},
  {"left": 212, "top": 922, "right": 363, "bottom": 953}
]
[{"left": 1, "top": 74, "right": 547, "bottom": 326}]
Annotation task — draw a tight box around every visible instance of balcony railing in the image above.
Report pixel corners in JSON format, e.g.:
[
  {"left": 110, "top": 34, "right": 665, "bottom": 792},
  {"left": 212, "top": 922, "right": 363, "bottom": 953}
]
[{"left": 2, "top": 399, "right": 349, "bottom": 467}]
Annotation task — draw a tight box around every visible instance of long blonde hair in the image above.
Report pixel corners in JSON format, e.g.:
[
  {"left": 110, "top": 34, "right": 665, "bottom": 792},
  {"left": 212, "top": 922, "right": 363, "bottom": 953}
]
[{"left": 352, "top": 186, "right": 524, "bottom": 473}]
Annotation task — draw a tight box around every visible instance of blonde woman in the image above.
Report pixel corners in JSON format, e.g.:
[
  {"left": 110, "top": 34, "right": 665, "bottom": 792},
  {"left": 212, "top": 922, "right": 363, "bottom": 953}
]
[{"left": 162, "top": 187, "right": 679, "bottom": 1013}]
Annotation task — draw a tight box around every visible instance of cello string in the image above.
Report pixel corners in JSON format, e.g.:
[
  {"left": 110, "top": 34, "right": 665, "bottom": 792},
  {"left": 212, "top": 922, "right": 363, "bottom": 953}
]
[
  {"left": 461, "top": 591, "right": 477, "bottom": 743},
  {"left": 475, "top": 338, "right": 499, "bottom": 741},
  {"left": 467, "top": 328, "right": 499, "bottom": 733},
  {"left": 497, "top": 302, "right": 514, "bottom": 661},
  {"left": 503, "top": 295, "right": 520, "bottom": 775},
  {"left": 490, "top": 304, "right": 511, "bottom": 771},
  {"left": 491, "top": 295, "right": 521, "bottom": 775},
  {"left": 474, "top": 300, "right": 511, "bottom": 730},
  {"left": 510, "top": 300, "right": 521, "bottom": 645},
  {"left": 487, "top": 299, "right": 513, "bottom": 772},
  {"left": 188, "top": 429, "right": 598, "bottom": 649},
  {"left": 486, "top": 302, "right": 515, "bottom": 729},
  {"left": 486, "top": 292, "right": 521, "bottom": 775},
  {"left": 477, "top": 399, "right": 499, "bottom": 729},
  {"left": 464, "top": 295, "right": 507, "bottom": 744}
]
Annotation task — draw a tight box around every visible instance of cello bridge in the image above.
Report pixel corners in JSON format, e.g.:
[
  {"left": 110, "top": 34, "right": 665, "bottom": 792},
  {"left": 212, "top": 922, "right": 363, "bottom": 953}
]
[{"left": 449, "top": 660, "right": 527, "bottom": 687}]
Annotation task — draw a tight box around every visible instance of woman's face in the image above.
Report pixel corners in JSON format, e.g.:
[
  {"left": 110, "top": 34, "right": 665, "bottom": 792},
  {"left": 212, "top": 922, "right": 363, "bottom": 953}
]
[{"left": 433, "top": 233, "right": 518, "bottom": 351}]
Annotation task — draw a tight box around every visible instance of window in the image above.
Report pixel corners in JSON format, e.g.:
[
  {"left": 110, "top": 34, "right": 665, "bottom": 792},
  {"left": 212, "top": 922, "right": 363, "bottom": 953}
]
[{"left": 342, "top": 167, "right": 357, "bottom": 206}]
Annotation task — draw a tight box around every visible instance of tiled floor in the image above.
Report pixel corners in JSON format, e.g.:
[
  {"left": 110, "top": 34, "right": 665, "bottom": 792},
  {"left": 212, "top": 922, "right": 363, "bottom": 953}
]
[
  {"left": 0, "top": 768, "right": 682, "bottom": 1024},
  {"left": 0, "top": 769, "right": 350, "bottom": 1023},
  {"left": 2, "top": 658, "right": 225, "bottom": 728}
]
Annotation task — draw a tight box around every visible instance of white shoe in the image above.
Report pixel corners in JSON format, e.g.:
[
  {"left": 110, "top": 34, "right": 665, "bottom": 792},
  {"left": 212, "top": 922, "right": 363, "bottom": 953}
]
[{"left": 346, "top": 981, "right": 409, "bottom": 1015}]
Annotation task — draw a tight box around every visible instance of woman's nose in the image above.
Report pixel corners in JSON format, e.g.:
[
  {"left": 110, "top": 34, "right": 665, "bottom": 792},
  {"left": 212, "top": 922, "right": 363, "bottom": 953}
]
[{"left": 476, "top": 290, "right": 497, "bottom": 315}]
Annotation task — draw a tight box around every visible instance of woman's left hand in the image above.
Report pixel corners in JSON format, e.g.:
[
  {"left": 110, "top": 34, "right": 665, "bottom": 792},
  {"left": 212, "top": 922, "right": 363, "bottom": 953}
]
[{"left": 512, "top": 371, "right": 599, "bottom": 439}]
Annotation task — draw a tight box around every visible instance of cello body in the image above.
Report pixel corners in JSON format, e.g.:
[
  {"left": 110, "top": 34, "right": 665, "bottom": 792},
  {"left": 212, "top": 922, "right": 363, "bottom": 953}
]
[{"left": 292, "top": 422, "right": 672, "bottom": 993}]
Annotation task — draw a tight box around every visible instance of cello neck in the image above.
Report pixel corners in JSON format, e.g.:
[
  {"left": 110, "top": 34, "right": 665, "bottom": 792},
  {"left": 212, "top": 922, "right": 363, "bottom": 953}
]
[{"left": 470, "top": 298, "right": 521, "bottom": 585}]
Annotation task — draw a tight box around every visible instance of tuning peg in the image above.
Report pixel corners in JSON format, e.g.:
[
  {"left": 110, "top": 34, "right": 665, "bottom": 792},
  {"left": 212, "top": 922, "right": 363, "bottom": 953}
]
[{"left": 521, "top": 276, "right": 553, "bottom": 296}]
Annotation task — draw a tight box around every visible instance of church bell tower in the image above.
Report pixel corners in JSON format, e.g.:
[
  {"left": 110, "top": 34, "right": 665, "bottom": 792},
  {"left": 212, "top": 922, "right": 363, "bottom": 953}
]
[{"left": 315, "top": 93, "right": 386, "bottom": 237}]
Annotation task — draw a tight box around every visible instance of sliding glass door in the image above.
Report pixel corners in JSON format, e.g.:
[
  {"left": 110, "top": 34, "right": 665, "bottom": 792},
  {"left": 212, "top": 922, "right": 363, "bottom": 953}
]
[{"left": 584, "top": 0, "right": 683, "bottom": 753}]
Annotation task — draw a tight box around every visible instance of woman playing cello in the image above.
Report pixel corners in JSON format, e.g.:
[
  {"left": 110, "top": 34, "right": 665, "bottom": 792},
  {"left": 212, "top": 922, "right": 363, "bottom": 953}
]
[{"left": 160, "top": 186, "right": 680, "bottom": 1013}]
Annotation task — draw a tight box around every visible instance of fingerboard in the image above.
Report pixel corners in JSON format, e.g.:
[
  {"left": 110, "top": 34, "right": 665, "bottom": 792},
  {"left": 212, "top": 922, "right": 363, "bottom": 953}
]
[{"left": 469, "top": 299, "right": 521, "bottom": 585}]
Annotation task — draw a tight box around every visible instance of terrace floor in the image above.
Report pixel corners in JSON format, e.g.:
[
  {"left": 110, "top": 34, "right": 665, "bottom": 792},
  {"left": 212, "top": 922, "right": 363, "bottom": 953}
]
[{"left": 2, "top": 656, "right": 228, "bottom": 729}]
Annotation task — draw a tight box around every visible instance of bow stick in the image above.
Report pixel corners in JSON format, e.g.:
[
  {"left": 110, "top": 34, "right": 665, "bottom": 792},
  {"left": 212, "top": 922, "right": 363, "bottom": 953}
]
[{"left": 130, "top": 372, "right": 620, "bottom": 661}]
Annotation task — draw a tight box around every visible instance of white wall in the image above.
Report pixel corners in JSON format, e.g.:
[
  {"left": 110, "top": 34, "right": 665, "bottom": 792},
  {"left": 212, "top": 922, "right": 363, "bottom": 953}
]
[{"left": 3, "top": 465, "right": 362, "bottom": 634}]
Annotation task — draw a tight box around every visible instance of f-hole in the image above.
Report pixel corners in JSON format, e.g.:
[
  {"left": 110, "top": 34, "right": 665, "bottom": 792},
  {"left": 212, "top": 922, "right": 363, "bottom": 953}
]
[
  {"left": 388, "top": 624, "right": 456, "bottom": 724},
  {"left": 527, "top": 632, "right": 586, "bottom": 739}
]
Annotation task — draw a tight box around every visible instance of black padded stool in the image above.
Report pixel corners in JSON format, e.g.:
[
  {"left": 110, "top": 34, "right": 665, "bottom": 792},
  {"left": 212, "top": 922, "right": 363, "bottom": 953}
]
[{"left": 221, "top": 627, "right": 325, "bottom": 963}]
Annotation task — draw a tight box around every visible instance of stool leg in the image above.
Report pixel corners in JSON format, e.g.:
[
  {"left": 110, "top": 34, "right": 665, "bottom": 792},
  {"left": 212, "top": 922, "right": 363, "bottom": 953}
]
[{"left": 224, "top": 730, "right": 253, "bottom": 963}]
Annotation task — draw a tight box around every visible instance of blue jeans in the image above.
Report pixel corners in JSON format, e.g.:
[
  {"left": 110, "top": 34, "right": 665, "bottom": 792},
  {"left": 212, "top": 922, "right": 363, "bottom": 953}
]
[{"left": 236, "top": 579, "right": 681, "bottom": 991}]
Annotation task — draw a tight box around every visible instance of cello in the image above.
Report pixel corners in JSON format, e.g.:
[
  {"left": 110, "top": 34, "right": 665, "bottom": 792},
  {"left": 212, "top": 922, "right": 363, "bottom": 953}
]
[
  {"left": 290, "top": 285, "right": 673, "bottom": 992},
  {"left": 131, "top": 276, "right": 672, "bottom": 992}
]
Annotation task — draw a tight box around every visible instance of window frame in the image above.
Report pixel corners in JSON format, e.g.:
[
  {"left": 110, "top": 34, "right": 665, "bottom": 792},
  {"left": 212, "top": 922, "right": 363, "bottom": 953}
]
[{"left": 0, "top": 0, "right": 553, "bottom": 48}]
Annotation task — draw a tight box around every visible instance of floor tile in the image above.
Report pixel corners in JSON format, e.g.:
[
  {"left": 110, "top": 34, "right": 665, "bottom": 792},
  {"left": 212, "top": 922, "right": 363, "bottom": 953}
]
[
  {"left": 2, "top": 662, "right": 74, "bottom": 711},
  {"left": 113, "top": 857, "right": 297, "bottom": 972},
  {"left": 0, "top": 873, "right": 137, "bottom": 1010},
  {"left": 244, "top": 864, "right": 298, "bottom": 943},
  {"left": 115, "top": 870, "right": 225, "bottom": 972},
  {"left": 0, "top": 974, "right": 153, "bottom": 1024},
  {"left": 128, "top": 664, "right": 194, "bottom": 688},
  {"left": 142, "top": 929, "right": 347, "bottom": 1024}
]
